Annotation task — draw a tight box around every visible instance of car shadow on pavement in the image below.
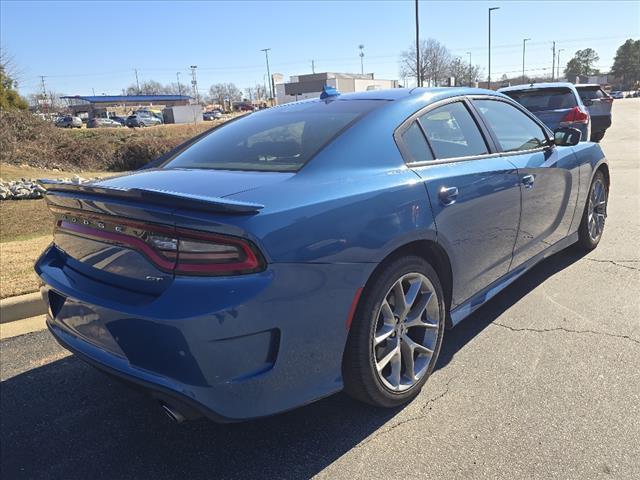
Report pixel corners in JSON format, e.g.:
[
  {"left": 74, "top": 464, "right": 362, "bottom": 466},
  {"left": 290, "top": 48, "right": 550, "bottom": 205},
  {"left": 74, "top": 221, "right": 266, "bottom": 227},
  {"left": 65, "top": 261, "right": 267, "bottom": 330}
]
[
  {"left": 436, "top": 245, "right": 588, "bottom": 371},
  {"left": 0, "top": 247, "right": 587, "bottom": 480}
]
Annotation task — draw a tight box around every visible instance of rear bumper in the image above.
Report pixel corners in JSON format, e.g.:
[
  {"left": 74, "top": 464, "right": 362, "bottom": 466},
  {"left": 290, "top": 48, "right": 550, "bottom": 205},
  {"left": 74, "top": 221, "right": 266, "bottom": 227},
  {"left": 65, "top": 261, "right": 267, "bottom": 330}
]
[
  {"left": 36, "top": 244, "right": 374, "bottom": 421},
  {"left": 590, "top": 115, "right": 612, "bottom": 133}
]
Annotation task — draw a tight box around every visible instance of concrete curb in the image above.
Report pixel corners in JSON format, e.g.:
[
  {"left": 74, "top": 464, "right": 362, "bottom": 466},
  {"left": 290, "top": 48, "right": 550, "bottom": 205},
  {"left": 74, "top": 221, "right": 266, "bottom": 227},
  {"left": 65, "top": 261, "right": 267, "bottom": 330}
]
[{"left": 0, "top": 292, "right": 46, "bottom": 324}]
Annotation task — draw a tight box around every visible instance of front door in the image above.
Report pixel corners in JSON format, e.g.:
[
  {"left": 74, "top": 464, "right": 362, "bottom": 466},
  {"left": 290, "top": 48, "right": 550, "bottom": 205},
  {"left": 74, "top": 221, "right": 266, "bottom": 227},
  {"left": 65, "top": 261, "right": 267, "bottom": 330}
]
[
  {"left": 397, "top": 99, "right": 521, "bottom": 308},
  {"left": 470, "top": 97, "right": 581, "bottom": 268}
]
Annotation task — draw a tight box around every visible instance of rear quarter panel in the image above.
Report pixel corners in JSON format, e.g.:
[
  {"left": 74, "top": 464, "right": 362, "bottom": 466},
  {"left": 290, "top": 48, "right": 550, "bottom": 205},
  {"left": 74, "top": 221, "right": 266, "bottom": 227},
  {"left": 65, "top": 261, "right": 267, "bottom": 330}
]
[{"left": 567, "top": 142, "right": 608, "bottom": 234}]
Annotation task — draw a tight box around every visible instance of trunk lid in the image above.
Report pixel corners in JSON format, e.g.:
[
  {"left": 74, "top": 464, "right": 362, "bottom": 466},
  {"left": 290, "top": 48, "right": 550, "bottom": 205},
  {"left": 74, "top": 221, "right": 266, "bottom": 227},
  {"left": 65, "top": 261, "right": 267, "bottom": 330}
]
[{"left": 42, "top": 168, "right": 286, "bottom": 293}]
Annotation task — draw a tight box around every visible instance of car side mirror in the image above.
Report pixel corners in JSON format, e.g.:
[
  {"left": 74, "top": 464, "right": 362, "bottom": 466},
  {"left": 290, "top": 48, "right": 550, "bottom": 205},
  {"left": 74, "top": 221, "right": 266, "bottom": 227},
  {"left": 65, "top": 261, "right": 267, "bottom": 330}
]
[{"left": 553, "top": 127, "right": 581, "bottom": 147}]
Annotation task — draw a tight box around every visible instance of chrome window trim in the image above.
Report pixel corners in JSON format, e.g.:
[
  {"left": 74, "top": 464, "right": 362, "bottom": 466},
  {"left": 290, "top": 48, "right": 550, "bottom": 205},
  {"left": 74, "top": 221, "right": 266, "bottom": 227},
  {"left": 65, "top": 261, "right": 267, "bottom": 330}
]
[{"left": 394, "top": 95, "right": 500, "bottom": 167}]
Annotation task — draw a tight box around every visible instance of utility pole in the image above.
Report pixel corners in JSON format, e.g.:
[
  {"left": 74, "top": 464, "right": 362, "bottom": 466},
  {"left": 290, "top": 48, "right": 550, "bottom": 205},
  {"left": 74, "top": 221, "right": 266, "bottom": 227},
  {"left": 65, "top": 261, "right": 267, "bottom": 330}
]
[
  {"left": 190, "top": 65, "right": 199, "bottom": 104},
  {"left": 311, "top": 60, "right": 315, "bottom": 74},
  {"left": 176, "top": 72, "right": 182, "bottom": 96},
  {"left": 415, "top": 0, "right": 421, "bottom": 87},
  {"left": 557, "top": 48, "right": 565, "bottom": 80},
  {"left": 39, "top": 75, "right": 48, "bottom": 113},
  {"left": 134, "top": 69, "right": 140, "bottom": 94},
  {"left": 522, "top": 38, "right": 531, "bottom": 83},
  {"left": 466, "top": 52, "right": 472, "bottom": 86},
  {"left": 488, "top": 6, "right": 500, "bottom": 89},
  {"left": 551, "top": 41, "right": 556, "bottom": 81},
  {"left": 260, "top": 48, "right": 273, "bottom": 102},
  {"left": 358, "top": 44, "right": 365, "bottom": 75}
]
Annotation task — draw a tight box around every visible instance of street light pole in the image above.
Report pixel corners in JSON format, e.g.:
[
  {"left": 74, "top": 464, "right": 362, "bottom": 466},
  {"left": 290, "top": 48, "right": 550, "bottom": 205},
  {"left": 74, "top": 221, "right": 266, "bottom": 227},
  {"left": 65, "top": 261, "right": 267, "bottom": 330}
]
[
  {"left": 415, "top": 0, "right": 421, "bottom": 87},
  {"left": 557, "top": 48, "right": 565, "bottom": 80},
  {"left": 466, "top": 51, "right": 472, "bottom": 86},
  {"left": 488, "top": 6, "right": 500, "bottom": 89},
  {"left": 176, "top": 72, "right": 182, "bottom": 96},
  {"left": 260, "top": 48, "right": 273, "bottom": 102},
  {"left": 522, "top": 38, "right": 531, "bottom": 83},
  {"left": 190, "top": 65, "right": 199, "bottom": 104},
  {"left": 359, "top": 44, "right": 365, "bottom": 75}
]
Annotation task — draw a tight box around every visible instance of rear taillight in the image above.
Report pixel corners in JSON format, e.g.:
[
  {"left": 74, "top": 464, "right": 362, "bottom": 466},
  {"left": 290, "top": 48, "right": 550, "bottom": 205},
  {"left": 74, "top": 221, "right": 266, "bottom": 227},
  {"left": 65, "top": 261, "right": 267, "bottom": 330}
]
[
  {"left": 561, "top": 107, "right": 590, "bottom": 124},
  {"left": 172, "top": 230, "right": 263, "bottom": 275},
  {"left": 57, "top": 214, "right": 265, "bottom": 276}
]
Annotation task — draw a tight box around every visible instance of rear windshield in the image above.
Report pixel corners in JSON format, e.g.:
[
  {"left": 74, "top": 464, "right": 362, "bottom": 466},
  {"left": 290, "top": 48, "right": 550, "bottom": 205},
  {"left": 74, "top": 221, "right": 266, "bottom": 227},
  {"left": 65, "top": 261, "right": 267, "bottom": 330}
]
[
  {"left": 503, "top": 88, "right": 577, "bottom": 111},
  {"left": 164, "top": 100, "right": 383, "bottom": 172},
  {"left": 576, "top": 86, "right": 607, "bottom": 100}
]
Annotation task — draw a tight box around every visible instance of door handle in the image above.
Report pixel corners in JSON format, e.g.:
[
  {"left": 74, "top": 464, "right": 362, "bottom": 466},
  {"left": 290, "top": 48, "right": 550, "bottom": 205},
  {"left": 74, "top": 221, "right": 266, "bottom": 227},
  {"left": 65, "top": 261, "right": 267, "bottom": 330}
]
[
  {"left": 439, "top": 186, "right": 459, "bottom": 206},
  {"left": 521, "top": 174, "right": 535, "bottom": 189}
]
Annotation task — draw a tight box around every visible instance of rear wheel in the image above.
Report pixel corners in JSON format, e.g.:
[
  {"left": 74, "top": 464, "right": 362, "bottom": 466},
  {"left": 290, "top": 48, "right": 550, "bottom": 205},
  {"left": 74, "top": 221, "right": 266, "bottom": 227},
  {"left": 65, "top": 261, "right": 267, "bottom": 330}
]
[
  {"left": 578, "top": 170, "right": 608, "bottom": 250},
  {"left": 343, "top": 255, "right": 445, "bottom": 407}
]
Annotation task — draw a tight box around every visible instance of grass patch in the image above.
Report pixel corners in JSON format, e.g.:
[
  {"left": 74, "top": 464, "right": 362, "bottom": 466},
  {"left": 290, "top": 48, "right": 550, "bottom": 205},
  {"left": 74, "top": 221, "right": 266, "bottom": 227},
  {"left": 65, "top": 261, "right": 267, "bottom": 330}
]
[
  {"left": 0, "top": 199, "right": 54, "bottom": 243},
  {"left": 0, "top": 236, "right": 51, "bottom": 298}
]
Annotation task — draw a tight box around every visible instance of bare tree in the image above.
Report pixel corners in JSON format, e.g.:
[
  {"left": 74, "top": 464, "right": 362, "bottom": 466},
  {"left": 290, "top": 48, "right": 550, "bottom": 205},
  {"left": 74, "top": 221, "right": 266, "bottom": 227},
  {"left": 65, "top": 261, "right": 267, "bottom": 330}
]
[
  {"left": 446, "top": 57, "right": 481, "bottom": 87},
  {"left": 400, "top": 39, "right": 453, "bottom": 87},
  {"left": 208, "top": 83, "right": 242, "bottom": 105}
]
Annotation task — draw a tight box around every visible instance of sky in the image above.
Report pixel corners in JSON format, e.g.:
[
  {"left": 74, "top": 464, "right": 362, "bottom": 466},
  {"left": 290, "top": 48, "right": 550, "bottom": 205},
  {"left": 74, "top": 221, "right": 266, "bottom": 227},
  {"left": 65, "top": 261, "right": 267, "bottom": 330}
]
[{"left": 1, "top": 0, "right": 638, "bottom": 97}]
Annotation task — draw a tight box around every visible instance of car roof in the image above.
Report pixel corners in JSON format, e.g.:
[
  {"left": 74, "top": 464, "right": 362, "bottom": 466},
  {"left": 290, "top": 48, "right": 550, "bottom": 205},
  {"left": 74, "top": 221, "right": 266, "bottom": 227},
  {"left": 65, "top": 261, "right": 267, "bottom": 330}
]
[
  {"left": 498, "top": 82, "right": 578, "bottom": 92},
  {"left": 336, "top": 87, "right": 503, "bottom": 101}
]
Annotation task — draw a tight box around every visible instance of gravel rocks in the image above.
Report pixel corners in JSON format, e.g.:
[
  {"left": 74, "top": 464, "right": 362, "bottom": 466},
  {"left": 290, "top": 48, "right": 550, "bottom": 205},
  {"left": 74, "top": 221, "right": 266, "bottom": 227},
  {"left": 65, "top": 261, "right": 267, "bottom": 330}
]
[{"left": 0, "top": 176, "right": 94, "bottom": 200}]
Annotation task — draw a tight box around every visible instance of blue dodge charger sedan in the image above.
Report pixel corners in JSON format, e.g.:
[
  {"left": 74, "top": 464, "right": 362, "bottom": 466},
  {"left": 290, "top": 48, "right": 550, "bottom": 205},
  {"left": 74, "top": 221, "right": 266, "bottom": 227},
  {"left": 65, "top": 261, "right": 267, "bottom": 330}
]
[{"left": 36, "top": 87, "right": 609, "bottom": 422}]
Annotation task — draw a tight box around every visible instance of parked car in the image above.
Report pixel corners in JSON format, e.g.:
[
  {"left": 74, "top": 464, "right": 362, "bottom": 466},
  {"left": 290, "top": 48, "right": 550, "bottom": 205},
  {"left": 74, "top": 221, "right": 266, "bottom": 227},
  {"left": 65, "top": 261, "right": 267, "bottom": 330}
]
[
  {"left": 203, "top": 110, "right": 222, "bottom": 121},
  {"left": 54, "top": 115, "right": 83, "bottom": 128},
  {"left": 575, "top": 84, "right": 613, "bottom": 142},
  {"left": 235, "top": 103, "right": 256, "bottom": 112},
  {"left": 609, "top": 91, "right": 624, "bottom": 99},
  {"left": 87, "top": 117, "right": 124, "bottom": 128},
  {"left": 498, "top": 83, "right": 591, "bottom": 142},
  {"left": 125, "top": 112, "right": 162, "bottom": 127},
  {"left": 37, "top": 88, "right": 608, "bottom": 422},
  {"left": 109, "top": 116, "right": 127, "bottom": 125}
]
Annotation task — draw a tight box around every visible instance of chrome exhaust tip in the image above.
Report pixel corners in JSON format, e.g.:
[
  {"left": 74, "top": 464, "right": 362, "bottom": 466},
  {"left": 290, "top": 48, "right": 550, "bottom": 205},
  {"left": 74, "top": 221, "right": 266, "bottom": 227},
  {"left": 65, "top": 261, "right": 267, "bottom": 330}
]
[{"left": 160, "top": 402, "right": 186, "bottom": 424}]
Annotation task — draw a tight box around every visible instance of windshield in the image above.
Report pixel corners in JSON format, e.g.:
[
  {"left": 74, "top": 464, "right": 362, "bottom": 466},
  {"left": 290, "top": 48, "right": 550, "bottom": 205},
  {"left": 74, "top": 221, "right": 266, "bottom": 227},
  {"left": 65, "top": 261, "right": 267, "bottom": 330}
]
[
  {"left": 503, "top": 88, "right": 577, "bottom": 112},
  {"left": 163, "top": 99, "right": 384, "bottom": 172}
]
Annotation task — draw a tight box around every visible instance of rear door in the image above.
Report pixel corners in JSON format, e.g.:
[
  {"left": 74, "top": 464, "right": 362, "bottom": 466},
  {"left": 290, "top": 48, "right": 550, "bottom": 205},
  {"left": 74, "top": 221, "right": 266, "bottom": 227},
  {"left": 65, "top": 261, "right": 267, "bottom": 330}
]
[
  {"left": 397, "top": 98, "right": 522, "bottom": 308},
  {"left": 471, "top": 97, "right": 581, "bottom": 268}
]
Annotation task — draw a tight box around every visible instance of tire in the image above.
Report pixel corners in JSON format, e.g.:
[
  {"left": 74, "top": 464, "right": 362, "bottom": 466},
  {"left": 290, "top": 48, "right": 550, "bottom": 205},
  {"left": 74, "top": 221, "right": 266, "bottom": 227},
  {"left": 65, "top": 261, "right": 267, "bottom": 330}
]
[
  {"left": 343, "top": 255, "right": 445, "bottom": 408},
  {"left": 590, "top": 131, "right": 605, "bottom": 143},
  {"left": 577, "top": 170, "right": 608, "bottom": 250}
]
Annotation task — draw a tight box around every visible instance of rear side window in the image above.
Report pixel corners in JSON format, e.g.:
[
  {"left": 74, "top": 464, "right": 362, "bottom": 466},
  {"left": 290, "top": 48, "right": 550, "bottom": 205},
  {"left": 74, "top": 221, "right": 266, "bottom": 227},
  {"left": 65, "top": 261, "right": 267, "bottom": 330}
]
[
  {"left": 503, "top": 88, "right": 577, "bottom": 111},
  {"left": 418, "top": 102, "right": 488, "bottom": 159},
  {"left": 164, "top": 100, "right": 383, "bottom": 172},
  {"left": 400, "top": 122, "right": 434, "bottom": 163},
  {"left": 474, "top": 99, "right": 547, "bottom": 152}
]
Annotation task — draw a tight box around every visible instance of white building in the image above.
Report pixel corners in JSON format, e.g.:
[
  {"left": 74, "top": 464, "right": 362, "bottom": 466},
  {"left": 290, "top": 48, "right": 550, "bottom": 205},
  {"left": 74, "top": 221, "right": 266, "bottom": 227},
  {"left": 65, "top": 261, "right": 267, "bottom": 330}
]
[{"left": 275, "top": 72, "right": 399, "bottom": 105}]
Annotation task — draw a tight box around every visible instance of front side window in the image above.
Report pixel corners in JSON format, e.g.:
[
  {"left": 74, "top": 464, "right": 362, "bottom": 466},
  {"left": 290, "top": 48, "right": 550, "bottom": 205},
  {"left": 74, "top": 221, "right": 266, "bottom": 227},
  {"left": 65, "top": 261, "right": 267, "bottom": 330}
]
[
  {"left": 164, "top": 100, "right": 383, "bottom": 172},
  {"left": 418, "top": 102, "right": 488, "bottom": 159},
  {"left": 473, "top": 99, "right": 547, "bottom": 152}
]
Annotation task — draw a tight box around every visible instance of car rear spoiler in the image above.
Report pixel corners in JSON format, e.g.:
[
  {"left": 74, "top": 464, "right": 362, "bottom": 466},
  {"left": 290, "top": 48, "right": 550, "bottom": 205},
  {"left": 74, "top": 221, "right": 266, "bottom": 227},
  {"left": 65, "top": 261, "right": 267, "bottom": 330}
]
[{"left": 38, "top": 179, "right": 264, "bottom": 215}]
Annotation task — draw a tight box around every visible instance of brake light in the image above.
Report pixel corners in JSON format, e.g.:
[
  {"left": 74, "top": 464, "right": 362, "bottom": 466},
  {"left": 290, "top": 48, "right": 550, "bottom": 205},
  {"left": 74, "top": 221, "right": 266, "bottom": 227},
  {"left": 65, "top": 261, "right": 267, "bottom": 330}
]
[
  {"left": 57, "top": 214, "right": 265, "bottom": 276},
  {"left": 173, "top": 230, "right": 263, "bottom": 275},
  {"left": 561, "top": 107, "right": 589, "bottom": 124}
]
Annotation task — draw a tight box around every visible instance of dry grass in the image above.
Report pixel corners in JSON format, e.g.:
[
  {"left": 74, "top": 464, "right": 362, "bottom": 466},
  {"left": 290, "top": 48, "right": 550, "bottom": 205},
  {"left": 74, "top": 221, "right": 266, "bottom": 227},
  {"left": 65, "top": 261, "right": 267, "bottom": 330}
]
[
  {"left": 0, "top": 163, "right": 115, "bottom": 181},
  {"left": 0, "top": 236, "right": 51, "bottom": 298},
  {"left": 0, "top": 199, "right": 53, "bottom": 243}
]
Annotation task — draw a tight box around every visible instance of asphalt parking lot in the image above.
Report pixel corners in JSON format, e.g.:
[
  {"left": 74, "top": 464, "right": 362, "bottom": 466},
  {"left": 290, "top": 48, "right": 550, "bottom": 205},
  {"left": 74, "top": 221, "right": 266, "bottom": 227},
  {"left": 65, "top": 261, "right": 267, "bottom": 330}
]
[{"left": 1, "top": 99, "right": 639, "bottom": 480}]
